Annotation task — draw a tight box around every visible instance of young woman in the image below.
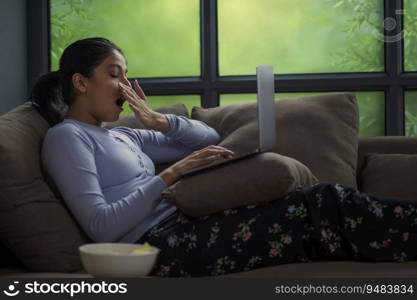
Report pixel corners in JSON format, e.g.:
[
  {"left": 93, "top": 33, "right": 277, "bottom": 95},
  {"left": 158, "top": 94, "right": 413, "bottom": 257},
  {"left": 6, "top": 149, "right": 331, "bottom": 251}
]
[{"left": 34, "top": 38, "right": 417, "bottom": 277}]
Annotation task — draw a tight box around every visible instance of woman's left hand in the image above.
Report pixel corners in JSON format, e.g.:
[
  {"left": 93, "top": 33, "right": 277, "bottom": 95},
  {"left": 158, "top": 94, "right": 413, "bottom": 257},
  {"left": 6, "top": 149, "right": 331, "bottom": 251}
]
[{"left": 119, "top": 80, "right": 169, "bottom": 132}]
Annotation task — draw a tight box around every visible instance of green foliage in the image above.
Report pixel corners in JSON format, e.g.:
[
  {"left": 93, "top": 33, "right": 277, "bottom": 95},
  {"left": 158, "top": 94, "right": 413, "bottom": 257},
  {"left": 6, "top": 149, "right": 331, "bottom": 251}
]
[
  {"left": 405, "top": 92, "right": 417, "bottom": 136},
  {"left": 404, "top": 1, "right": 417, "bottom": 136},
  {"left": 50, "top": 0, "right": 90, "bottom": 70},
  {"left": 329, "top": 0, "right": 383, "bottom": 72},
  {"left": 327, "top": 0, "right": 385, "bottom": 136},
  {"left": 50, "top": 0, "right": 200, "bottom": 77},
  {"left": 404, "top": 0, "right": 417, "bottom": 71},
  {"left": 405, "top": 111, "right": 417, "bottom": 136}
]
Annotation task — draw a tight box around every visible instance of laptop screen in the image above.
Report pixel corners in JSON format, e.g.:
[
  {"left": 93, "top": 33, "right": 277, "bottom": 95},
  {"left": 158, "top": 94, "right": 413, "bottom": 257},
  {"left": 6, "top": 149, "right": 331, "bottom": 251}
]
[{"left": 256, "top": 65, "right": 276, "bottom": 152}]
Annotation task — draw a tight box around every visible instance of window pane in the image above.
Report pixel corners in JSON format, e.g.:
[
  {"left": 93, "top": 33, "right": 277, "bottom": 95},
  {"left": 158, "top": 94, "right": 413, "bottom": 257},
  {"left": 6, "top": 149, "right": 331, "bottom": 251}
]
[
  {"left": 218, "top": 0, "right": 384, "bottom": 75},
  {"left": 405, "top": 91, "right": 417, "bottom": 136},
  {"left": 50, "top": 0, "right": 200, "bottom": 77},
  {"left": 120, "top": 95, "right": 200, "bottom": 117},
  {"left": 220, "top": 91, "right": 385, "bottom": 137},
  {"left": 404, "top": 0, "right": 417, "bottom": 71}
]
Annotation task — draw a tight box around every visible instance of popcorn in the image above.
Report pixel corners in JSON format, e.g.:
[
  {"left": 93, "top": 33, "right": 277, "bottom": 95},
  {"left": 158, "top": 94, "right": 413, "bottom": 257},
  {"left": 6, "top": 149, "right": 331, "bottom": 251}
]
[
  {"left": 130, "top": 243, "right": 154, "bottom": 255},
  {"left": 103, "top": 243, "right": 154, "bottom": 255}
]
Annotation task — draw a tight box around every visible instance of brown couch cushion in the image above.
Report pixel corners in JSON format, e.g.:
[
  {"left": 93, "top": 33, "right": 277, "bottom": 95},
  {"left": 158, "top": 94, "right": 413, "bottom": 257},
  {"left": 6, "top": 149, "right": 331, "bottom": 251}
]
[
  {"left": 360, "top": 153, "right": 417, "bottom": 200},
  {"left": 192, "top": 93, "right": 359, "bottom": 188},
  {"left": 102, "top": 103, "right": 189, "bottom": 129},
  {"left": 0, "top": 102, "right": 88, "bottom": 272},
  {"left": 163, "top": 152, "right": 318, "bottom": 217}
]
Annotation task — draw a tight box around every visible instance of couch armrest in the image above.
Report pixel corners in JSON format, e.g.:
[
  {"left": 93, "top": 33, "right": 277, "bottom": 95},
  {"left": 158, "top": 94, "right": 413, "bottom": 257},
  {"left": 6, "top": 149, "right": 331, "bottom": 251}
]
[{"left": 357, "top": 136, "right": 417, "bottom": 175}]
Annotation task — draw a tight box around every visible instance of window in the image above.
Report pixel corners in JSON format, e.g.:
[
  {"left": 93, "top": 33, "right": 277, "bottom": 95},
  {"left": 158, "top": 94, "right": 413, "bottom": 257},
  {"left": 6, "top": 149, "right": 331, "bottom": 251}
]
[
  {"left": 27, "top": 0, "right": 415, "bottom": 136},
  {"left": 50, "top": 0, "right": 200, "bottom": 77},
  {"left": 405, "top": 91, "right": 417, "bottom": 136},
  {"left": 404, "top": 0, "right": 417, "bottom": 71},
  {"left": 218, "top": 0, "right": 384, "bottom": 75}
]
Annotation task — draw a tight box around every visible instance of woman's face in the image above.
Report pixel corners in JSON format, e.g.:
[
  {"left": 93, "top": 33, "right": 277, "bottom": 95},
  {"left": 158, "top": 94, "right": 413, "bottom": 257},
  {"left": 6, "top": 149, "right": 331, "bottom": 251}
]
[{"left": 82, "top": 50, "right": 129, "bottom": 124}]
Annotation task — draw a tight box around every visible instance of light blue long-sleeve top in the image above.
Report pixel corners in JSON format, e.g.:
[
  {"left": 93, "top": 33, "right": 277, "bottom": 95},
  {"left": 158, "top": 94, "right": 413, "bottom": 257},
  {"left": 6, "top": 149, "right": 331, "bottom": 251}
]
[{"left": 41, "top": 114, "right": 220, "bottom": 243}]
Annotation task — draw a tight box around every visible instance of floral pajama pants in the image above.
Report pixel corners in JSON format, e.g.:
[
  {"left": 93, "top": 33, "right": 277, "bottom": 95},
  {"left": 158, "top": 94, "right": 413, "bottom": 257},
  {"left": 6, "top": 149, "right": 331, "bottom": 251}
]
[{"left": 137, "top": 183, "right": 417, "bottom": 277}]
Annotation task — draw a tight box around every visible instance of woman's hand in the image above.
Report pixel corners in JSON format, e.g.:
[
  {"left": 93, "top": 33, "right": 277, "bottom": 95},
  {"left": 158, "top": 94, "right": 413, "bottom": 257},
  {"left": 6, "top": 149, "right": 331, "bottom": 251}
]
[
  {"left": 159, "top": 145, "right": 234, "bottom": 186},
  {"left": 119, "top": 80, "right": 170, "bottom": 132}
]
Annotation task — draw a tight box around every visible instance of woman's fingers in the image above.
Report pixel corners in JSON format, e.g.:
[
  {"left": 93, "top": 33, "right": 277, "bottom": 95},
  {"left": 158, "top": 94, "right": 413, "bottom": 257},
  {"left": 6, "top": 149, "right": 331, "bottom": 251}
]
[
  {"left": 193, "top": 145, "right": 234, "bottom": 156},
  {"left": 121, "top": 87, "right": 137, "bottom": 104},
  {"left": 119, "top": 82, "right": 137, "bottom": 99},
  {"left": 205, "top": 145, "right": 234, "bottom": 155},
  {"left": 192, "top": 148, "right": 234, "bottom": 160},
  {"left": 133, "top": 80, "right": 148, "bottom": 102},
  {"left": 128, "top": 102, "right": 141, "bottom": 114},
  {"left": 119, "top": 82, "right": 147, "bottom": 110}
]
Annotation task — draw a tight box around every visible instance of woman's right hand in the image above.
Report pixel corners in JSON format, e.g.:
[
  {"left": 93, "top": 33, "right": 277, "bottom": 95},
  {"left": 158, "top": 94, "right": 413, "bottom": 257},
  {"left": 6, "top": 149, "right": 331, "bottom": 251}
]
[{"left": 159, "top": 145, "right": 234, "bottom": 186}]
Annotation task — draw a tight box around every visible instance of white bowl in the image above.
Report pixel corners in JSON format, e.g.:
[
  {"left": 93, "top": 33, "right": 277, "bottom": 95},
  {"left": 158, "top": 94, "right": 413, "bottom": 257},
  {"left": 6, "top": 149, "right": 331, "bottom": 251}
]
[{"left": 79, "top": 243, "right": 160, "bottom": 278}]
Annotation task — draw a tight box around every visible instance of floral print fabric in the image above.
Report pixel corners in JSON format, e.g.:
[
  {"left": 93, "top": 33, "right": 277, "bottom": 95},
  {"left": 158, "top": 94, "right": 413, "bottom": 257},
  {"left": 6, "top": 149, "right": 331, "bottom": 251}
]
[{"left": 138, "top": 183, "right": 417, "bottom": 277}]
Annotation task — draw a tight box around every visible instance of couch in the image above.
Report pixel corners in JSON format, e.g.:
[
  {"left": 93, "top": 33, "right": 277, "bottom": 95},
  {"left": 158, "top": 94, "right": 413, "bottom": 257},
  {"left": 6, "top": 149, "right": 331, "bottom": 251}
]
[{"left": 1, "top": 93, "right": 417, "bottom": 278}]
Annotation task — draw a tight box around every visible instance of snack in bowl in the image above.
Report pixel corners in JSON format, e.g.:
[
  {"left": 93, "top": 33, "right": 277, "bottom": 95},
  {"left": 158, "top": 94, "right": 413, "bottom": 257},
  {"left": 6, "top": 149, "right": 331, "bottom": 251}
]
[
  {"left": 103, "top": 243, "right": 154, "bottom": 256},
  {"left": 79, "top": 243, "right": 159, "bottom": 278}
]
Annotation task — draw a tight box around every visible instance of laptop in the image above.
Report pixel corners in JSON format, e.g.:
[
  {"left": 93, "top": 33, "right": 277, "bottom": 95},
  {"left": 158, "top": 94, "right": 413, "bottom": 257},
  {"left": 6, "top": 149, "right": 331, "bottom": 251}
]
[{"left": 183, "top": 65, "right": 277, "bottom": 176}]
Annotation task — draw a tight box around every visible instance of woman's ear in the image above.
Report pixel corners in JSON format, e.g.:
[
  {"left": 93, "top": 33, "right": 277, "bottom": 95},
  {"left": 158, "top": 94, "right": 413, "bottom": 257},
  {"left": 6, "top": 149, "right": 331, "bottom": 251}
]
[{"left": 72, "top": 73, "right": 88, "bottom": 94}]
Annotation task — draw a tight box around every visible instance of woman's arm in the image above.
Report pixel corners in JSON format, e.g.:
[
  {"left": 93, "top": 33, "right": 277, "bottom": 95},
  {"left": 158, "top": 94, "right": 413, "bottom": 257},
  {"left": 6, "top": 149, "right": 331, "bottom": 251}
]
[
  {"left": 117, "top": 80, "right": 226, "bottom": 161},
  {"left": 124, "top": 114, "right": 221, "bottom": 163},
  {"left": 117, "top": 81, "right": 233, "bottom": 185},
  {"left": 42, "top": 125, "right": 168, "bottom": 243}
]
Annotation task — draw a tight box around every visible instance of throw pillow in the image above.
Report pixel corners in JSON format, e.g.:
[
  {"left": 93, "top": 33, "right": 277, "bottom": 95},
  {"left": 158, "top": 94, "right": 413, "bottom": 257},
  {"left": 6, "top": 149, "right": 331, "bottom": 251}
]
[
  {"left": 162, "top": 152, "right": 318, "bottom": 217},
  {"left": 0, "top": 102, "right": 88, "bottom": 272},
  {"left": 360, "top": 153, "right": 417, "bottom": 200},
  {"left": 192, "top": 93, "right": 359, "bottom": 188}
]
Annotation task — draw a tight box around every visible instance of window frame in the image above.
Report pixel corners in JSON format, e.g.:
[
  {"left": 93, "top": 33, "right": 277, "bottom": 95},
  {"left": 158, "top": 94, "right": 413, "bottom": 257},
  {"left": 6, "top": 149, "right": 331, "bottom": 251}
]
[{"left": 27, "top": 0, "right": 413, "bottom": 135}]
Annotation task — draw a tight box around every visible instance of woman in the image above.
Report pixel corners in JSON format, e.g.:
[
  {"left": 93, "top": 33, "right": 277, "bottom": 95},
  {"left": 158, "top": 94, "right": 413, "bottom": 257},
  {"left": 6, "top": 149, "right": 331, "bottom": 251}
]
[{"left": 34, "top": 38, "right": 417, "bottom": 277}]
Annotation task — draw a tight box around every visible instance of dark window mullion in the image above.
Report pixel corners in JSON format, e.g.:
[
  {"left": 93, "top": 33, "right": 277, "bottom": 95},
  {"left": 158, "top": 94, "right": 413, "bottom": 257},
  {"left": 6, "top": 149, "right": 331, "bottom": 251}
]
[
  {"left": 26, "top": 0, "right": 50, "bottom": 96},
  {"left": 133, "top": 77, "right": 204, "bottom": 95},
  {"left": 214, "top": 73, "right": 390, "bottom": 93},
  {"left": 385, "top": 0, "right": 404, "bottom": 135},
  {"left": 200, "top": 0, "right": 219, "bottom": 108}
]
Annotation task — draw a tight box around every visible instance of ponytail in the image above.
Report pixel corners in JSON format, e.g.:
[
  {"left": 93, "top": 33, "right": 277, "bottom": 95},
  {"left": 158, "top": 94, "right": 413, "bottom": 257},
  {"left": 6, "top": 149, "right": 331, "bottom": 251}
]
[{"left": 30, "top": 70, "right": 68, "bottom": 126}]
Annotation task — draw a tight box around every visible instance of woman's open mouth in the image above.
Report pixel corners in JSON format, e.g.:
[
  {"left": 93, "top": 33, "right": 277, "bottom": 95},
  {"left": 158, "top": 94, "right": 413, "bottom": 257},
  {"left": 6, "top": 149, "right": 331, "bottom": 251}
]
[{"left": 115, "top": 98, "right": 125, "bottom": 109}]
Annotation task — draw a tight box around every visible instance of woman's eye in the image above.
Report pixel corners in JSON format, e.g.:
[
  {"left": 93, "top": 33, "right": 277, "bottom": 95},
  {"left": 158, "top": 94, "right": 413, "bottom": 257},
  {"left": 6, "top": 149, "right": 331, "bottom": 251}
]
[{"left": 111, "top": 74, "right": 119, "bottom": 78}]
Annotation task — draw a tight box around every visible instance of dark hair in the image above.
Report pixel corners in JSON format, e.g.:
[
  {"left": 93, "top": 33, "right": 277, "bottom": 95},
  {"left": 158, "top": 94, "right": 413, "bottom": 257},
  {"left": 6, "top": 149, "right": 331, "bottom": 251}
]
[{"left": 30, "top": 37, "right": 123, "bottom": 126}]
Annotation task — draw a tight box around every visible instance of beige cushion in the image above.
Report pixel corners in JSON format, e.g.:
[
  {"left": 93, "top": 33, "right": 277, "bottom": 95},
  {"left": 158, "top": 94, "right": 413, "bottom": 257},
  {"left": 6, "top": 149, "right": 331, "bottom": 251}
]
[
  {"left": 360, "top": 153, "right": 417, "bottom": 200},
  {"left": 0, "top": 102, "right": 88, "bottom": 272},
  {"left": 163, "top": 152, "right": 318, "bottom": 217},
  {"left": 192, "top": 93, "right": 359, "bottom": 187},
  {"left": 102, "top": 103, "right": 189, "bottom": 129}
]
